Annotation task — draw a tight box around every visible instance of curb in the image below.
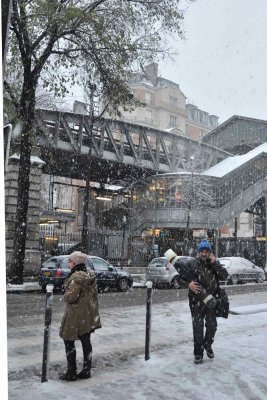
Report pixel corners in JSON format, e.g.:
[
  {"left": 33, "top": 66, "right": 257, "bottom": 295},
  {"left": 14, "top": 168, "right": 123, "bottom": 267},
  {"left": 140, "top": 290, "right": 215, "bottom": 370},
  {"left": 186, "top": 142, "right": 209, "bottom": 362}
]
[{"left": 6, "top": 281, "right": 147, "bottom": 294}]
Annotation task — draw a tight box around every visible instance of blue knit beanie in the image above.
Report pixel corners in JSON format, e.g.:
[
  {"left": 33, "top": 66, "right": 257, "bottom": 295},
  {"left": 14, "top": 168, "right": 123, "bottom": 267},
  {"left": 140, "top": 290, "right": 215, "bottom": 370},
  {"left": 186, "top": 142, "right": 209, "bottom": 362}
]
[{"left": 198, "top": 239, "right": 211, "bottom": 252}]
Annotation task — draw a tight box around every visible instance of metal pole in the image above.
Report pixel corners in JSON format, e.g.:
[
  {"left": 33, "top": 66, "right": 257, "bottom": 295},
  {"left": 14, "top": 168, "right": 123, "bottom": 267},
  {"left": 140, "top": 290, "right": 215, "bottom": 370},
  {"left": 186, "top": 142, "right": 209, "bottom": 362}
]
[
  {"left": 152, "top": 226, "right": 155, "bottom": 258},
  {"left": 41, "top": 284, "right": 54, "bottom": 383},
  {"left": 234, "top": 217, "right": 238, "bottom": 255},
  {"left": 145, "top": 281, "right": 153, "bottom": 360},
  {"left": 81, "top": 84, "right": 95, "bottom": 253},
  {"left": 120, "top": 215, "right": 127, "bottom": 269},
  {"left": 215, "top": 228, "right": 219, "bottom": 257},
  {"left": 265, "top": 193, "right": 267, "bottom": 269}
]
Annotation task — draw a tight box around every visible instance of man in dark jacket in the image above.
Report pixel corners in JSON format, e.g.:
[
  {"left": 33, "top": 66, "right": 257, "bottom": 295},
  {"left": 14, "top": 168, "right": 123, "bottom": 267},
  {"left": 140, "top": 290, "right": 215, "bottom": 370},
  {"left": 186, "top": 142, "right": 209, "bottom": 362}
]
[{"left": 165, "top": 239, "right": 228, "bottom": 364}]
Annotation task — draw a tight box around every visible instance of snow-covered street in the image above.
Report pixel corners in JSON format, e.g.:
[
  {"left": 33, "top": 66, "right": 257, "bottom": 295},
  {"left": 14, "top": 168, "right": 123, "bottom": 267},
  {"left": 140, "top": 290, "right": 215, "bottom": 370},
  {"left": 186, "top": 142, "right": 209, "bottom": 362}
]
[{"left": 7, "top": 290, "right": 267, "bottom": 400}]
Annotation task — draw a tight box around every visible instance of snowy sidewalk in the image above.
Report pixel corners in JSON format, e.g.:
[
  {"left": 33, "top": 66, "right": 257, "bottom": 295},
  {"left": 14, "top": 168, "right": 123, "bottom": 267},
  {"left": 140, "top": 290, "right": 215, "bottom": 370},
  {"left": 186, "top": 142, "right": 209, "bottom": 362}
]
[{"left": 8, "top": 291, "right": 267, "bottom": 400}]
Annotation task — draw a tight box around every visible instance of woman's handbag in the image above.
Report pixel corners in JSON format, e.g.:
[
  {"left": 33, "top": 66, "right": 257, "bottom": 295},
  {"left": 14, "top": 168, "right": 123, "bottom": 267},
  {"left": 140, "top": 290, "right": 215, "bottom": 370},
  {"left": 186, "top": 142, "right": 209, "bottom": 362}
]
[{"left": 215, "top": 287, "right": 229, "bottom": 319}]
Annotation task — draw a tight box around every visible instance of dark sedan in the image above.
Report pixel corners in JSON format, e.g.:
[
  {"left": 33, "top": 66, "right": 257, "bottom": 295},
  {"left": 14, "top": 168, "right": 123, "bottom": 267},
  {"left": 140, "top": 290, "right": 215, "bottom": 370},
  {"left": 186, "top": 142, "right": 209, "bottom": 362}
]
[{"left": 38, "top": 255, "right": 133, "bottom": 293}]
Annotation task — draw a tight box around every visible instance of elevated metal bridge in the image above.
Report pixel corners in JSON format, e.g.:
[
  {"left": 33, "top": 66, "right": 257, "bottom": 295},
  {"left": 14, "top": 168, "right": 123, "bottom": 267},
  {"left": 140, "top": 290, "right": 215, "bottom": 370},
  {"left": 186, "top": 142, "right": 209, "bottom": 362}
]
[
  {"left": 35, "top": 109, "right": 267, "bottom": 231},
  {"left": 35, "top": 109, "right": 231, "bottom": 182}
]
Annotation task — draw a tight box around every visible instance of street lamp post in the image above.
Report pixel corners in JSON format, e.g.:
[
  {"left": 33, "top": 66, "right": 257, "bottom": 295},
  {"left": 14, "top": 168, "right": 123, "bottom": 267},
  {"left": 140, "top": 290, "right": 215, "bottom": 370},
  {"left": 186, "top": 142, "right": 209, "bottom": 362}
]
[
  {"left": 81, "top": 83, "right": 96, "bottom": 254},
  {"left": 120, "top": 215, "right": 127, "bottom": 269},
  {"left": 265, "top": 193, "right": 267, "bottom": 269},
  {"left": 184, "top": 155, "right": 195, "bottom": 255}
]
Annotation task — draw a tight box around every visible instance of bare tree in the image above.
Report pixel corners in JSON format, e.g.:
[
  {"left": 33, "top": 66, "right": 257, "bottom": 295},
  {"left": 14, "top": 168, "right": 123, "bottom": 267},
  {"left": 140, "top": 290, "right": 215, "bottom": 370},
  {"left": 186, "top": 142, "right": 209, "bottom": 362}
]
[
  {"left": 4, "top": 0, "right": 188, "bottom": 283},
  {"left": 169, "top": 172, "right": 218, "bottom": 253}
]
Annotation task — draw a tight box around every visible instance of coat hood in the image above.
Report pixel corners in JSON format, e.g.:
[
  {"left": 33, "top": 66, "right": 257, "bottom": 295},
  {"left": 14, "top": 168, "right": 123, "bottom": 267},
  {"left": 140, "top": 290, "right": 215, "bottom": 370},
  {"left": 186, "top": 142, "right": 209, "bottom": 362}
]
[{"left": 68, "top": 270, "right": 96, "bottom": 290}]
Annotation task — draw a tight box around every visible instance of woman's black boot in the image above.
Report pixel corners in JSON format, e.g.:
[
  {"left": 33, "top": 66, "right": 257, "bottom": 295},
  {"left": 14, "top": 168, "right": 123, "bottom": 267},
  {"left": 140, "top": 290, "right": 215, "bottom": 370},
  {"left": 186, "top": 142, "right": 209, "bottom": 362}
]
[
  {"left": 77, "top": 359, "right": 91, "bottom": 379},
  {"left": 59, "top": 364, "right": 77, "bottom": 381},
  {"left": 60, "top": 341, "right": 77, "bottom": 381},
  {"left": 78, "top": 333, "right": 92, "bottom": 379}
]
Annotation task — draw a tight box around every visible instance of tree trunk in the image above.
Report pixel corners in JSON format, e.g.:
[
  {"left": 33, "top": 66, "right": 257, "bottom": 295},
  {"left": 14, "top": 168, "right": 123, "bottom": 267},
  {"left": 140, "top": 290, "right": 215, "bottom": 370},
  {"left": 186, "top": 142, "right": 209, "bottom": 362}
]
[{"left": 8, "top": 81, "right": 36, "bottom": 284}]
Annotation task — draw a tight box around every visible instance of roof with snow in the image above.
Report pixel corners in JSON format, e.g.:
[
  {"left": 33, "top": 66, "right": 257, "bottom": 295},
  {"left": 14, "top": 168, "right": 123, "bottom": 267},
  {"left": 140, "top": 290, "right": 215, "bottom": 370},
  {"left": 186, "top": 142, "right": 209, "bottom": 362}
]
[
  {"left": 201, "top": 142, "right": 267, "bottom": 177},
  {"left": 200, "top": 115, "right": 267, "bottom": 153}
]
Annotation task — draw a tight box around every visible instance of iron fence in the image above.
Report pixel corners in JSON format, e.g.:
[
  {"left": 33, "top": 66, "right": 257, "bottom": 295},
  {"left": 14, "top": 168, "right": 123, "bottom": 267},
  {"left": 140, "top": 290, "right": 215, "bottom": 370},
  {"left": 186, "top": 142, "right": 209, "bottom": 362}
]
[{"left": 40, "top": 228, "right": 266, "bottom": 269}]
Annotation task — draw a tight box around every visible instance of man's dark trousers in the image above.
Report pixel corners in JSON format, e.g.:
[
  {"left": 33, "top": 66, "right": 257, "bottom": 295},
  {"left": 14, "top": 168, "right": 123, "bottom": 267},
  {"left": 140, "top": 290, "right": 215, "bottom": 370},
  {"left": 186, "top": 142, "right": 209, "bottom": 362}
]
[{"left": 189, "top": 304, "right": 217, "bottom": 356}]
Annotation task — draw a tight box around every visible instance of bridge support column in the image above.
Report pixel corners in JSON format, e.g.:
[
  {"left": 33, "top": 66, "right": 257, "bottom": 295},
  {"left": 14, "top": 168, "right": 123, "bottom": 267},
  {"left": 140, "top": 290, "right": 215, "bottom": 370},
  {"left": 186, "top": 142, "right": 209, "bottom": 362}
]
[{"left": 5, "top": 151, "right": 43, "bottom": 276}]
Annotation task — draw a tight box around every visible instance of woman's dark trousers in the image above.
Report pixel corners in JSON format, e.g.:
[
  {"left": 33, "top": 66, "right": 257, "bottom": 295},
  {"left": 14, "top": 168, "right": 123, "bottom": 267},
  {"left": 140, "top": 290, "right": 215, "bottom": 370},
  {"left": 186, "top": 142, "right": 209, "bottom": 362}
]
[{"left": 63, "top": 333, "right": 92, "bottom": 380}]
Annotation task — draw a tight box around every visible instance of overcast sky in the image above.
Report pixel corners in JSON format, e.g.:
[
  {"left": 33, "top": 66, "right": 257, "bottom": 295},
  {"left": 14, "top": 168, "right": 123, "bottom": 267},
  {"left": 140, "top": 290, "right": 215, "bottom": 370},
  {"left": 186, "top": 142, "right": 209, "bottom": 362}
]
[{"left": 159, "top": 0, "right": 267, "bottom": 124}]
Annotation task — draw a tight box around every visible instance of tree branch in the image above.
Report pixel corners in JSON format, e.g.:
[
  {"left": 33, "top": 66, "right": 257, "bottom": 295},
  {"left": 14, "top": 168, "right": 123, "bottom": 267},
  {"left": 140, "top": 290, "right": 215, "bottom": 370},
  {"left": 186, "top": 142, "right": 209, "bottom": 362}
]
[
  {"left": 4, "top": 80, "right": 20, "bottom": 112},
  {"left": 11, "top": 0, "right": 27, "bottom": 62},
  {"left": 17, "top": 0, "right": 32, "bottom": 61}
]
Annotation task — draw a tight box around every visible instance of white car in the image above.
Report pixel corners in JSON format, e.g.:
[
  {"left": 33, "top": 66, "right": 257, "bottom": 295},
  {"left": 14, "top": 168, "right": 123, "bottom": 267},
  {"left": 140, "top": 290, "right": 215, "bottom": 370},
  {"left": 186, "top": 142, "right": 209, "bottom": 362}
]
[
  {"left": 146, "top": 256, "right": 194, "bottom": 289},
  {"left": 218, "top": 257, "right": 265, "bottom": 285}
]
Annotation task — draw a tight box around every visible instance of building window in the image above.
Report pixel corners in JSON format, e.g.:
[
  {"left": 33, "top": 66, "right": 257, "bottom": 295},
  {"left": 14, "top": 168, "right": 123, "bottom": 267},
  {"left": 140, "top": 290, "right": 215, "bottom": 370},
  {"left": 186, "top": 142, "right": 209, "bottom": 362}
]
[
  {"left": 248, "top": 213, "right": 253, "bottom": 230},
  {"left": 77, "top": 189, "right": 85, "bottom": 215},
  {"left": 145, "top": 109, "right": 153, "bottom": 124},
  {"left": 169, "top": 115, "right": 178, "bottom": 127},
  {"left": 145, "top": 91, "right": 151, "bottom": 105},
  {"left": 169, "top": 96, "right": 178, "bottom": 108}
]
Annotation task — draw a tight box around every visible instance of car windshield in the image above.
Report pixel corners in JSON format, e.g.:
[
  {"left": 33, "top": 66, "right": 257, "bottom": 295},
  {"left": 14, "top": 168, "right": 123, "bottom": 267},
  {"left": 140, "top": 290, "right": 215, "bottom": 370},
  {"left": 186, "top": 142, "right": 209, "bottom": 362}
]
[
  {"left": 91, "top": 257, "right": 111, "bottom": 271},
  {"left": 42, "top": 257, "right": 69, "bottom": 269},
  {"left": 148, "top": 258, "right": 166, "bottom": 267},
  {"left": 219, "top": 259, "right": 231, "bottom": 268}
]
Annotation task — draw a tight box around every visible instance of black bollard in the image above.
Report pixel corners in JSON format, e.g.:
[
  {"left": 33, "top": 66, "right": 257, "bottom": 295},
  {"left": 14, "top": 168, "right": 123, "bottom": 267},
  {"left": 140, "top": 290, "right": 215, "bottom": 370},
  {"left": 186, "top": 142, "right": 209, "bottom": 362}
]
[
  {"left": 145, "top": 281, "right": 153, "bottom": 361},
  {"left": 41, "top": 284, "right": 54, "bottom": 383}
]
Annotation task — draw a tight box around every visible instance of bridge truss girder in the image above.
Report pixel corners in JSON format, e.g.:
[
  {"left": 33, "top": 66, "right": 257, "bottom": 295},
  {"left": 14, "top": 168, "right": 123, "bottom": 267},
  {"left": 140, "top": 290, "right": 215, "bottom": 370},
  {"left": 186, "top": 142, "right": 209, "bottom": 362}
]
[{"left": 35, "top": 109, "right": 231, "bottom": 182}]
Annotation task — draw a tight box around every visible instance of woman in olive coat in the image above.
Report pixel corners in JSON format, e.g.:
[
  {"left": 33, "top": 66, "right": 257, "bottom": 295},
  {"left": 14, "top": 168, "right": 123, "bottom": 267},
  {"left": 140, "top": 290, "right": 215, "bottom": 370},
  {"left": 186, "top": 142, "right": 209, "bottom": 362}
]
[{"left": 59, "top": 251, "right": 101, "bottom": 381}]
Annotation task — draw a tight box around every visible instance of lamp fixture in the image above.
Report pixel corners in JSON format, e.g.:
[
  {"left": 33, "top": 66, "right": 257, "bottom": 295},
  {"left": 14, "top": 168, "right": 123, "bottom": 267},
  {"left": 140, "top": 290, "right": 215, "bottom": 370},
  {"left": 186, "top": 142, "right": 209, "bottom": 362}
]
[
  {"left": 95, "top": 196, "right": 112, "bottom": 201},
  {"left": 39, "top": 219, "right": 60, "bottom": 225},
  {"left": 54, "top": 207, "right": 75, "bottom": 213}
]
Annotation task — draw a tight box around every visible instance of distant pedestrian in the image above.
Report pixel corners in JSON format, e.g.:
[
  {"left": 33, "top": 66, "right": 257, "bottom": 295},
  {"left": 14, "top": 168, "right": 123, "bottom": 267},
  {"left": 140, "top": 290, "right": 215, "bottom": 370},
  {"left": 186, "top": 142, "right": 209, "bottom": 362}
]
[
  {"left": 165, "top": 239, "right": 228, "bottom": 364},
  {"left": 59, "top": 251, "right": 101, "bottom": 381}
]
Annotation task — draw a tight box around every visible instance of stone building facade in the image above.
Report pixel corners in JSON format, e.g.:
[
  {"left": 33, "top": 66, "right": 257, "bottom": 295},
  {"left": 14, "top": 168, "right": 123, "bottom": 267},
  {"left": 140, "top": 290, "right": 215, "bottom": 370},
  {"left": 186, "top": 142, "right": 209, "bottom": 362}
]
[{"left": 106, "top": 63, "right": 219, "bottom": 139}]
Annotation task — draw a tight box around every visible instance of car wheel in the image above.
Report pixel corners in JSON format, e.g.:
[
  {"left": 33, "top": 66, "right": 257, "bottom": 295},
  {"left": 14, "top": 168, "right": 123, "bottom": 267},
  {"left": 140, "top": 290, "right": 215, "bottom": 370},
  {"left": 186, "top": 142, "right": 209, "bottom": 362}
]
[
  {"left": 256, "top": 274, "right": 265, "bottom": 283},
  {"left": 117, "top": 278, "right": 130, "bottom": 292},
  {"left": 230, "top": 274, "right": 239, "bottom": 285},
  {"left": 171, "top": 277, "right": 180, "bottom": 289}
]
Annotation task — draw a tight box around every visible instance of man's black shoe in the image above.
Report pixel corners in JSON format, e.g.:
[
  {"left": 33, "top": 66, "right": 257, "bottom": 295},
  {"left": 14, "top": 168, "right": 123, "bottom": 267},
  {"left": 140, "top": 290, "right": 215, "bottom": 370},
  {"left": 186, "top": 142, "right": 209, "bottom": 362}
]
[
  {"left": 194, "top": 355, "right": 203, "bottom": 364},
  {"left": 205, "top": 346, "right": 214, "bottom": 359}
]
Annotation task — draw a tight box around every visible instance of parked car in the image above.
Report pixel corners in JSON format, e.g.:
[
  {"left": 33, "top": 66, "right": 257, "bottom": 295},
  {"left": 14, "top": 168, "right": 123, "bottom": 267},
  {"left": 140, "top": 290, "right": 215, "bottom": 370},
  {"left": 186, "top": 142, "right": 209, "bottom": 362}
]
[
  {"left": 38, "top": 255, "right": 133, "bottom": 293},
  {"left": 218, "top": 257, "right": 265, "bottom": 285},
  {"left": 146, "top": 256, "right": 194, "bottom": 289}
]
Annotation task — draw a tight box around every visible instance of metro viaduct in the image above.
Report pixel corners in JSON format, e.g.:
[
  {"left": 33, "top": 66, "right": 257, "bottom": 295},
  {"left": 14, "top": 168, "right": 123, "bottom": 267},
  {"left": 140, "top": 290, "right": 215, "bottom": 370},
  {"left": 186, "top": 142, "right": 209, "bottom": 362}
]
[
  {"left": 5, "top": 110, "right": 267, "bottom": 273},
  {"left": 35, "top": 109, "right": 231, "bottom": 182}
]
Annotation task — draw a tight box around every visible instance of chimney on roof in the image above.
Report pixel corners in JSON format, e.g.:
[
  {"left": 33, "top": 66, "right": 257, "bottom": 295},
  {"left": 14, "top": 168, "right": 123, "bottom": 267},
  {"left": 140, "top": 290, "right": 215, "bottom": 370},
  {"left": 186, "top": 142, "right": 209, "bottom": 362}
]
[{"left": 145, "top": 63, "right": 158, "bottom": 86}]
